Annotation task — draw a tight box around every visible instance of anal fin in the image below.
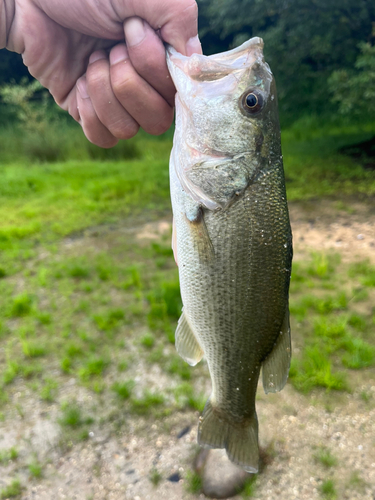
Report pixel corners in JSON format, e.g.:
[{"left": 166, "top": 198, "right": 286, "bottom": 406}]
[
  {"left": 175, "top": 310, "right": 203, "bottom": 366},
  {"left": 262, "top": 308, "right": 291, "bottom": 394}
]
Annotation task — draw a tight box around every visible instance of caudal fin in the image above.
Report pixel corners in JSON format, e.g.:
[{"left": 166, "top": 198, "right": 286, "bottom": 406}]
[{"left": 197, "top": 398, "right": 259, "bottom": 473}]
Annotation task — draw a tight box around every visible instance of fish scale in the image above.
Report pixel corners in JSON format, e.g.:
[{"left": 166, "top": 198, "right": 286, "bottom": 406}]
[{"left": 167, "top": 37, "right": 293, "bottom": 473}]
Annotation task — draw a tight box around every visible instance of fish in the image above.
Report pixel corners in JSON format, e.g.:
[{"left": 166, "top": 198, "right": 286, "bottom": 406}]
[{"left": 166, "top": 37, "right": 293, "bottom": 473}]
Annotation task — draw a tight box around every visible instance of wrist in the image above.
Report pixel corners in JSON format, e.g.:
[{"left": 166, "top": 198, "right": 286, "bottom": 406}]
[{"left": 0, "top": 0, "right": 15, "bottom": 49}]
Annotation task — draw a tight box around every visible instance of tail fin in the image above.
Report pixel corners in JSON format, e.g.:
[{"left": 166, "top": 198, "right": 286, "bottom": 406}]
[{"left": 197, "top": 398, "right": 259, "bottom": 473}]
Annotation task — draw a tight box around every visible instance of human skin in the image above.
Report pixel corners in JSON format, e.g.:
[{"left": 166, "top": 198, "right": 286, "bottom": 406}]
[{"left": 0, "top": 0, "right": 201, "bottom": 147}]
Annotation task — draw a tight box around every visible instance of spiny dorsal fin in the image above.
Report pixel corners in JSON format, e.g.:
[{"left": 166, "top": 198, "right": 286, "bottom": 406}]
[
  {"left": 175, "top": 310, "right": 204, "bottom": 366},
  {"left": 262, "top": 308, "right": 291, "bottom": 394}
]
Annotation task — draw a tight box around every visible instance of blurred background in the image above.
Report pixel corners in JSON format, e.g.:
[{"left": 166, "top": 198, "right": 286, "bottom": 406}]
[{"left": 0, "top": 1, "right": 374, "bottom": 499}]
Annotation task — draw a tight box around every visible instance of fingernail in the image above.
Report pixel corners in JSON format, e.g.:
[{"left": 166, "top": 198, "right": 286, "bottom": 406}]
[
  {"left": 89, "top": 51, "right": 107, "bottom": 64},
  {"left": 110, "top": 44, "right": 129, "bottom": 65},
  {"left": 186, "top": 35, "right": 202, "bottom": 56},
  {"left": 77, "top": 76, "right": 89, "bottom": 99},
  {"left": 124, "top": 17, "right": 146, "bottom": 47}
]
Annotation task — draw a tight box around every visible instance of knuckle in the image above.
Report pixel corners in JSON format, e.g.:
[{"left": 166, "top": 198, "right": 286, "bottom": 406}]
[
  {"left": 86, "top": 62, "right": 109, "bottom": 92},
  {"left": 111, "top": 69, "right": 135, "bottom": 99},
  {"left": 146, "top": 111, "right": 174, "bottom": 136},
  {"left": 111, "top": 121, "right": 140, "bottom": 140}
]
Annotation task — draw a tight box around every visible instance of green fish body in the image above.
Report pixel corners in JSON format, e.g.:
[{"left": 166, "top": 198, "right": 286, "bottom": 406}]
[{"left": 167, "top": 38, "right": 293, "bottom": 473}]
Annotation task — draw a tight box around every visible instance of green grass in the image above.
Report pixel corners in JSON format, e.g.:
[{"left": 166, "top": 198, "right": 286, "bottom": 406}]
[
  {"left": 174, "top": 383, "right": 206, "bottom": 411},
  {"left": 0, "top": 479, "right": 23, "bottom": 499},
  {"left": 130, "top": 391, "right": 165, "bottom": 416},
  {"left": 28, "top": 458, "right": 43, "bottom": 479},
  {"left": 0, "top": 447, "right": 18, "bottom": 464},
  {"left": 242, "top": 475, "right": 257, "bottom": 498},
  {"left": 59, "top": 402, "right": 94, "bottom": 429},
  {"left": 112, "top": 381, "right": 134, "bottom": 400},
  {"left": 185, "top": 470, "right": 202, "bottom": 494},
  {"left": 289, "top": 248, "right": 375, "bottom": 393},
  {"left": 140, "top": 333, "right": 155, "bottom": 348},
  {"left": 149, "top": 468, "right": 163, "bottom": 486},
  {"left": 348, "top": 470, "right": 368, "bottom": 491},
  {"left": 313, "top": 447, "right": 338, "bottom": 468},
  {"left": 281, "top": 118, "right": 375, "bottom": 200},
  {"left": 319, "top": 478, "right": 337, "bottom": 499},
  {"left": 0, "top": 118, "right": 374, "bottom": 485}
]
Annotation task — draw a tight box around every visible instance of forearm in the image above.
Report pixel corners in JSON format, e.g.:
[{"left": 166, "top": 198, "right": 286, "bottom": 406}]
[{"left": 0, "top": 0, "right": 15, "bottom": 49}]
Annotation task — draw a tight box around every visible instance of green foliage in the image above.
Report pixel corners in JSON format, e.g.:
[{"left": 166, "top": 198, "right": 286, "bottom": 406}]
[
  {"left": 130, "top": 391, "right": 165, "bottom": 415},
  {"left": 185, "top": 470, "right": 202, "bottom": 494},
  {"left": 0, "top": 79, "right": 143, "bottom": 162},
  {"left": 174, "top": 383, "right": 206, "bottom": 411},
  {"left": 329, "top": 43, "right": 375, "bottom": 119},
  {"left": 10, "top": 293, "right": 33, "bottom": 317},
  {"left": 59, "top": 402, "right": 94, "bottom": 428},
  {"left": 348, "top": 470, "right": 368, "bottom": 491},
  {"left": 21, "top": 340, "right": 46, "bottom": 358},
  {"left": 28, "top": 458, "right": 43, "bottom": 479},
  {"left": 167, "top": 356, "right": 191, "bottom": 380},
  {"left": 149, "top": 468, "right": 163, "bottom": 486},
  {"left": 0, "top": 447, "right": 18, "bottom": 464},
  {"left": 79, "top": 357, "right": 109, "bottom": 381},
  {"left": 93, "top": 309, "right": 125, "bottom": 332},
  {"left": 319, "top": 478, "right": 337, "bottom": 499},
  {"left": 40, "top": 378, "right": 58, "bottom": 402},
  {"left": 341, "top": 337, "right": 375, "bottom": 369},
  {"left": 140, "top": 333, "right": 155, "bottom": 348},
  {"left": 242, "top": 474, "right": 257, "bottom": 498},
  {"left": 289, "top": 347, "right": 347, "bottom": 392},
  {"left": 112, "top": 381, "right": 134, "bottom": 400},
  {"left": 313, "top": 447, "right": 338, "bottom": 468},
  {"left": 0, "top": 479, "right": 23, "bottom": 499},
  {"left": 199, "top": 0, "right": 375, "bottom": 122}
]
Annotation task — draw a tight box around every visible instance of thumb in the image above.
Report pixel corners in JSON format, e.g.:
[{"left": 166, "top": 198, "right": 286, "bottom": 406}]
[
  {"left": 158, "top": 1, "right": 202, "bottom": 56},
  {"left": 119, "top": 0, "right": 201, "bottom": 56}
]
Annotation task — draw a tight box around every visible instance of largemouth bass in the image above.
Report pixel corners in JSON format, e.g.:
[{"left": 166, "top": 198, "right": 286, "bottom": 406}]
[{"left": 167, "top": 37, "right": 293, "bottom": 473}]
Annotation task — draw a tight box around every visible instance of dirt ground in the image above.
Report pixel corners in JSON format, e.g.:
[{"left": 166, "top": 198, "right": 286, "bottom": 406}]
[{"left": 0, "top": 198, "right": 374, "bottom": 500}]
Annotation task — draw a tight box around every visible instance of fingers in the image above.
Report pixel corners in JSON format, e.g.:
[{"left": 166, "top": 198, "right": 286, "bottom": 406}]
[
  {"left": 76, "top": 36, "right": 174, "bottom": 145},
  {"left": 76, "top": 76, "right": 118, "bottom": 148},
  {"left": 110, "top": 0, "right": 201, "bottom": 55},
  {"left": 86, "top": 51, "right": 140, "bottom": 140},
  {"left": 109, "top": 44, "right": 174, "bottom": 135},
  {"left": 124, "top": 17, "right": 175, "bottom": 106},
  {"left": 158, "top": 0, "right": 202, "bottom": 56}
]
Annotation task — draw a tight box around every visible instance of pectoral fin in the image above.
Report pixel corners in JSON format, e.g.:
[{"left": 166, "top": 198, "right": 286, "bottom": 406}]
[
  {"left": 185, "top": 201, "right": 214, "bottom": 264},
  {"left": 262, "top": 308, "right": 291, "bottom": 394},
  {"left": 175, "top": 310, "right": 204, "bottom": 366}
]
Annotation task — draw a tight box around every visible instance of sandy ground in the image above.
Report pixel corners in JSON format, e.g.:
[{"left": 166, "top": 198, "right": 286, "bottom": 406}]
[{"left": 0, "top": 198, "right": 374, "bottom": 500}]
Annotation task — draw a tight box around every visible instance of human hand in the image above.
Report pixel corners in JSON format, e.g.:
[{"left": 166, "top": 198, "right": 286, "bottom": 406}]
[{"left": 3, "top": 0, "right": 201, "bottom": 147}]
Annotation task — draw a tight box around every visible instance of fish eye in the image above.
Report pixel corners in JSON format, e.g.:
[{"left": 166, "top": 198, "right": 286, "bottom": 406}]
[{"left": 241, "top": 89, "right": 264, "bottom": 115}]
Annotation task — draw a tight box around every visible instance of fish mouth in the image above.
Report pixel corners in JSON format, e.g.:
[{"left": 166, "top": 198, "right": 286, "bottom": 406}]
[{"left": 166, "top": 37, "right": 264, "bottom": 80}]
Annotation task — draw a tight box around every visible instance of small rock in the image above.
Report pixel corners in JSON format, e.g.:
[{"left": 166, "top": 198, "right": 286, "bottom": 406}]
[
  {"left": 200, "top": 449, "right": 250, "bottom": 499},
  {"left": 177, "top": 426, "right": 191, "bottom": 439},
  {"left": 357, "top": 234, "right": 364, "bottom": 240},
  {"left": 167, "top": 472, "right": 181, "bottom": 482}
]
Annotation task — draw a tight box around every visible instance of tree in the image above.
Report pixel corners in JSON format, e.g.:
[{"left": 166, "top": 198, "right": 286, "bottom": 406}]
[
  {"left": 329, "top": 42, "right": 375, "bottom": 119},
  {"left": 198, "top": 0, "right": 375, "bottom": 121}
]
